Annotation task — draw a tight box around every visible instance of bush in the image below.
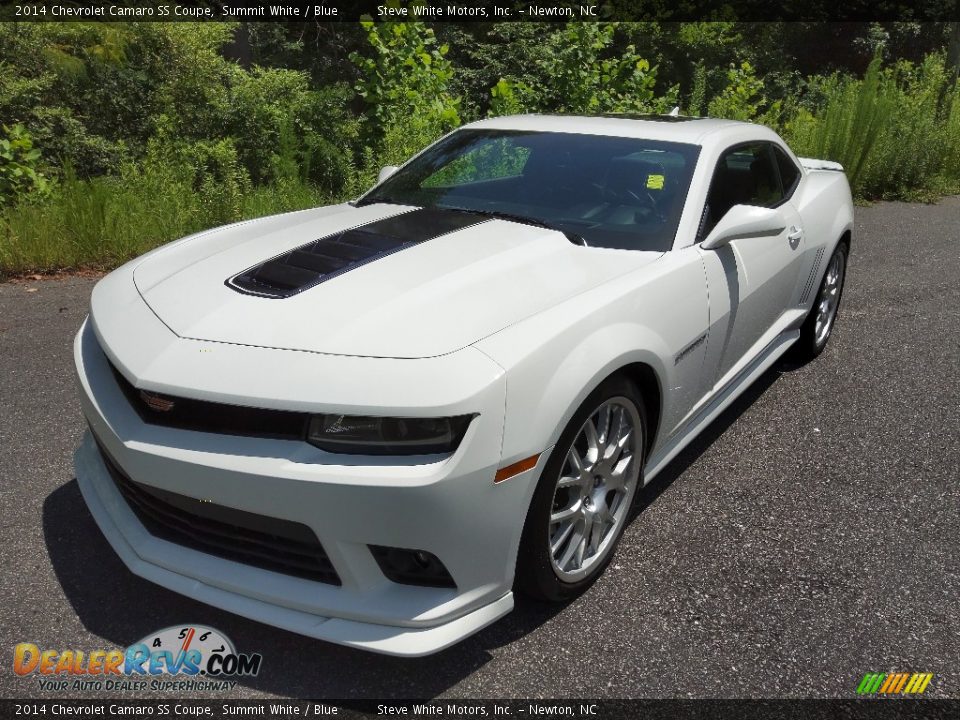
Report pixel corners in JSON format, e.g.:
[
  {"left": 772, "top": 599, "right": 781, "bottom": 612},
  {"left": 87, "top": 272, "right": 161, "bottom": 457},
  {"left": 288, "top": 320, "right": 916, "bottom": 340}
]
[
  {"left": 707, "top": 61, "right": 782, "bottom": 125},
  {"left": 489, "top": 77, "right": 538, "bottom": 117},
  {"left": 490, "top": 24, "right": 676, "bottom": 117},
  {"left": 227, "top": 67, "right": 356, "bottom": 193},
  {"left": 350, "top": 14, "right": 460, "bottom": 161},
  {"left": 0, "top": 124, "right": 51, "bottom": 205},
  {"left": 784, "top": 54, "right": 960, "bottom": 199},
  {"left": 942, "top": 83, "right": 960, "bottom": 186},
  {"left": 140, "top": 134, "right": 252, "bottom": 227},
  {"left": 0, "top": 24, "right": 229, "bottom": 177},
  {"left": 543, "top": 23, "right": 674, "bottom": 114},
  {"left": 859, "top": 54, "right": 958, "bottom": 198}
]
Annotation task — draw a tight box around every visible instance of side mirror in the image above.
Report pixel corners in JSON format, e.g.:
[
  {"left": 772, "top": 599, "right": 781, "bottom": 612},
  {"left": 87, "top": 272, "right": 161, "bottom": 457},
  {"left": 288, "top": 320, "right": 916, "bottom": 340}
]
[
  {"left": 377, "top": 165, "right": 399, "bottom": 184},
  {"left": 701, "top": 204, "right": 786, "bottom": 250}
]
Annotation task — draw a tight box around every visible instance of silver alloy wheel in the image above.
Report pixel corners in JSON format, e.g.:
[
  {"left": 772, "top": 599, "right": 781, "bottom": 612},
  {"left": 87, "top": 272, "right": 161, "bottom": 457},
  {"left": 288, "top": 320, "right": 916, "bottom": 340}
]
[
  {"left": 548, "top": 397, "right": 643, "bottom": 582},
  {"left": 814, "top": 250, "right": 846, "bottom": 346}
]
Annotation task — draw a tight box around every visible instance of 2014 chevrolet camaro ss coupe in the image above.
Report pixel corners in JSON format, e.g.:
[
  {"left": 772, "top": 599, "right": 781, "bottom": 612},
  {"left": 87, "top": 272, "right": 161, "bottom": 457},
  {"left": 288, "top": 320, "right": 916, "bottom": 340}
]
[{"left": 74, "top": 114, "right": 853, "bottom": 656}]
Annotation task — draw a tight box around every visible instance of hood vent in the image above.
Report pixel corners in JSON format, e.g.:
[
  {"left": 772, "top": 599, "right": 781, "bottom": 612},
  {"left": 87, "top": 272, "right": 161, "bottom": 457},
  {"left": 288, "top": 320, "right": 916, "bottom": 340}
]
[{"left": 226, "top": 207, "right": 485, "bottom": 299}]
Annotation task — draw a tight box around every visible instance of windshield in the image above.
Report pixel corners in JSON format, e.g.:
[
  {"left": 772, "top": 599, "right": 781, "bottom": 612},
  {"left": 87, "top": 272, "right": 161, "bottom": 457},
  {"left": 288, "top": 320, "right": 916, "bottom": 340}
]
[{"left": 359, "top": 129, "right": 701, "bottom": 252}]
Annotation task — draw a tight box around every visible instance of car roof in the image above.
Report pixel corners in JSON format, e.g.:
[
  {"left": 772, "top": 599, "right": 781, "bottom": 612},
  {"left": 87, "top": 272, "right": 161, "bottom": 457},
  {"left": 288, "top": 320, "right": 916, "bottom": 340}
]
[{"left": 463, "top": 114, "right": 763, "bottom": 146}]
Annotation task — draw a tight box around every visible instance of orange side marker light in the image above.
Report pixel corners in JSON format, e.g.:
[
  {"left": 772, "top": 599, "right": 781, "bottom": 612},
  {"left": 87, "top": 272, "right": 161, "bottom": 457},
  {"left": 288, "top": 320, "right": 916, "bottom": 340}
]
[{"left": 494, "top": 454, "right": 541, "bottom": 483}]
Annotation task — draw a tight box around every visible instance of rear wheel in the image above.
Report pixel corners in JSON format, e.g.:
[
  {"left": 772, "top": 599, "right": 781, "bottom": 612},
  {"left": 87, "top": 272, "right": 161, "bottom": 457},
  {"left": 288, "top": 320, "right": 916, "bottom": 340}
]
[
  {"left": 515, "top": 376, "right": 646, "bottom": 602},
  {"left": 793, "top": 241, "right": 848, "bottom": 361}
]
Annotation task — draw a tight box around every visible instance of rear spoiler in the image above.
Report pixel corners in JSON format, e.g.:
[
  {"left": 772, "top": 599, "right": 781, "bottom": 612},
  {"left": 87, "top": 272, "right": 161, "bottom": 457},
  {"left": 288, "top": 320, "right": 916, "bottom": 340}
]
[{"left": 799, "top": 157, "right": 844, "bottom": 172}]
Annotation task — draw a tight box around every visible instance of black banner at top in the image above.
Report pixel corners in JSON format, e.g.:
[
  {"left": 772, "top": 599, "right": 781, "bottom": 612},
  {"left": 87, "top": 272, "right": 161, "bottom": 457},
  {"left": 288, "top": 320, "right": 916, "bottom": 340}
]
[{"left": 0, "top": 0, "right": 959, "bottom": 22}]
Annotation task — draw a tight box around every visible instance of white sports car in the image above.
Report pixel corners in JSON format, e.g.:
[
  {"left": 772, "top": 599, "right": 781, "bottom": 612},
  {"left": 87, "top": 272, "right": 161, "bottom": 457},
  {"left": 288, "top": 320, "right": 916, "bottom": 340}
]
[{"left": 74, "top": 114, "right": 852, "bottom": 656}]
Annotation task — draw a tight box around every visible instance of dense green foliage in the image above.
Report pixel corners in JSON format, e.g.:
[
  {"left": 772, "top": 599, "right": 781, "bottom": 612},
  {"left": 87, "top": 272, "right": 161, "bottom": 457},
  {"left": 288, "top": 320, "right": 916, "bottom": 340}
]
[
  {"left": 0, "top": 124, "right": 51, "bottom": 205},
  {"left": 0, "top": 19, "right": 958, "bottom": 274},
  {"left": 348, "top": 16, "right": 460, "bottom": 189},
  {"left": 788, "top": 54, "right": 960, "bottom": 198}
]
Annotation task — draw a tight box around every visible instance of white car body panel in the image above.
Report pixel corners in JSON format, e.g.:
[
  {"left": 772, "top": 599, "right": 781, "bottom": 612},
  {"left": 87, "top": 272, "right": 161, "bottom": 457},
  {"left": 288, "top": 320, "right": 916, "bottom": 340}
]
[
  {"left": 475, "top": 248, "right": 710, "bottom": 465},
  {"left": 73, "top": 114, "right": 854, "bottom": 655}
]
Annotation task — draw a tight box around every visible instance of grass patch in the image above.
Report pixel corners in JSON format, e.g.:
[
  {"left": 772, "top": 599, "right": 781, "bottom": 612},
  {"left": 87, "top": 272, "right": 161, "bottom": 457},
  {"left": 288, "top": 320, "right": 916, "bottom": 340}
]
[{"left": 0, "top": 169, "right": 333, "bottom": 276}]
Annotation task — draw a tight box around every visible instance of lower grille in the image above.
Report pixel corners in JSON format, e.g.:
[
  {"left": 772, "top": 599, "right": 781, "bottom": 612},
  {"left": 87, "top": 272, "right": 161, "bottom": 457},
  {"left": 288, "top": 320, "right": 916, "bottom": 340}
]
[{"left": 95, "top": 440, "right": 340, "bottom": 585}]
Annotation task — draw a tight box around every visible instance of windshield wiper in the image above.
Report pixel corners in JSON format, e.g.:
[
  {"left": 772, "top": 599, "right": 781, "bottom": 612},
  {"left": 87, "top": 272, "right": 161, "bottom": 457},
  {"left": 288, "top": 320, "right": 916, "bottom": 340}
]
[{"left": 440, "top": 206, "right": 587, "bottom": 246}]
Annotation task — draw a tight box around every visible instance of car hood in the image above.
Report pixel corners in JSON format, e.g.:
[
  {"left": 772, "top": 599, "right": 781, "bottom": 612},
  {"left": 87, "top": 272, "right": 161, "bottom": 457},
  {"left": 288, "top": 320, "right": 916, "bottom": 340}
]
[{"left": 133, "top": 202, "right": 661, "bottom": 358}]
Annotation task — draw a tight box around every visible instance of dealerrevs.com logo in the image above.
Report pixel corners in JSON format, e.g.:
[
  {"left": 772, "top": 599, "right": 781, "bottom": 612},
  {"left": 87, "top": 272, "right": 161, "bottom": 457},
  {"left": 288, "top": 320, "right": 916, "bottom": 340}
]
[
  {"left": 13, "top": 625, "right": 262, "bottom": 692},
  {"left": 856, "top": 672, "right": 934, "bottom": 695}
]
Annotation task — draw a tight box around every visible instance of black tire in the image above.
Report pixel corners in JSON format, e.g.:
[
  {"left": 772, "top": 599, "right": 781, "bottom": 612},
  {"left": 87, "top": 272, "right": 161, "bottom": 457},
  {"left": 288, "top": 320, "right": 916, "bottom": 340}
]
[
  {"left": 515, "top": 375, "right": 647, "bottom": 602},
  {"left": 792, "top": 241, "right": 848, "bottom": 362}
]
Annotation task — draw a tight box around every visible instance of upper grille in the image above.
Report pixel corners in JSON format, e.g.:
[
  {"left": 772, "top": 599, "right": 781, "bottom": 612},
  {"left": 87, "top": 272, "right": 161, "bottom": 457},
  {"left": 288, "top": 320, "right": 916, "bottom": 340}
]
[
  {"left": 109, "top": 362, "right": 309, "bottom": 442},
  {"left": 226, "top": 207, "right": 484, "bottom": 299},
  {"left": 95, "top": 439, "right": 340, "bottom": 585}
]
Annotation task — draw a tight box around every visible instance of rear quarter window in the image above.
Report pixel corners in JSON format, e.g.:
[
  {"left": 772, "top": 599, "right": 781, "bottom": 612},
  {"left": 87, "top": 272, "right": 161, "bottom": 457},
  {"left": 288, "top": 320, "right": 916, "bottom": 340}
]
[{"left": 773, "top": 145, "right": 801, "bottom": 199}]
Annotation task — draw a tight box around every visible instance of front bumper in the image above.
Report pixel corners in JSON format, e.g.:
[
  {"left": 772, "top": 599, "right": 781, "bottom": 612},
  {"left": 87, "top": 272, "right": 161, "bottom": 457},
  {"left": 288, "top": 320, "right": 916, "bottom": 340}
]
[
  {"left": 75, "top": 433, "right": 514, "bottom": 656},
  {"left": 73, "top": 298, "right": 545, "bottom": 655}
]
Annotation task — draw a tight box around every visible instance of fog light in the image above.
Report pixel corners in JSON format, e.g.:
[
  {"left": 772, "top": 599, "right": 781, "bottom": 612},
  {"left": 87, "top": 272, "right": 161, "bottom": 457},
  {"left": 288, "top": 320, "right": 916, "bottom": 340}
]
[{"left": 369, "top": 546, "right": 456, "bottom": 588}]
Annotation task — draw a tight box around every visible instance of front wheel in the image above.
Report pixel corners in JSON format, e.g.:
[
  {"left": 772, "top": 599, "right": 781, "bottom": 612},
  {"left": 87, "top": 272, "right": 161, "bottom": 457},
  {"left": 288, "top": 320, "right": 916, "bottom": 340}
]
[
  {"left": 515, "top": 376, "right": 646, "bottom": 602},
  {"left": 792, "top": 241, "right": 848, "bottom": 361}
]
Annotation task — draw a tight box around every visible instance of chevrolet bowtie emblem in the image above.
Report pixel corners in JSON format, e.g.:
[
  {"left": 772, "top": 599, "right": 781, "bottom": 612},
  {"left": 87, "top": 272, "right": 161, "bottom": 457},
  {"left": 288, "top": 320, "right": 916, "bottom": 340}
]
[{"left": 140, "top": 390, "right": 175, "bottom": 413}]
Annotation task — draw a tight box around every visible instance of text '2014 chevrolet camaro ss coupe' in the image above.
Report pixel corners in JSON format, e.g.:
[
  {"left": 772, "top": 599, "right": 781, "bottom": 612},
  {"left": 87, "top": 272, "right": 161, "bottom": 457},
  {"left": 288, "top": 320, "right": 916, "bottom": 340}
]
[{"left": 74, "top": 114, "right": 853, "bottom": 656}]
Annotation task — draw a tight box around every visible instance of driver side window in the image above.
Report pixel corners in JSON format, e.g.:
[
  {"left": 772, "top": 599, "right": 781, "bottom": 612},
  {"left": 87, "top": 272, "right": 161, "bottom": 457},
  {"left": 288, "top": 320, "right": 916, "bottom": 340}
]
[{"left": 698, "top": 143, "right": 784, "bottom": 241}]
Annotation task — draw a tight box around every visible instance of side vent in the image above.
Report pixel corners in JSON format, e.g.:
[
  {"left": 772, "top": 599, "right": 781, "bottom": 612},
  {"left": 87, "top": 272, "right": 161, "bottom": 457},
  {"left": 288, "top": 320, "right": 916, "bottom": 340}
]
[
  {"left": 227, "top": 207, "right": 484, "bottom": 299},
  {"left": 799, "top": 246, "right": 825, "bottom": 304}
]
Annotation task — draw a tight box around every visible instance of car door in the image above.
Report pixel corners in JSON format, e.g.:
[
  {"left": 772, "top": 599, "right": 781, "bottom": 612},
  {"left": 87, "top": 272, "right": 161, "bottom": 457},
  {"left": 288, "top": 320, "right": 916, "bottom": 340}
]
[{"left": 697, "top": 142, "right": 806, "bottom": 387}]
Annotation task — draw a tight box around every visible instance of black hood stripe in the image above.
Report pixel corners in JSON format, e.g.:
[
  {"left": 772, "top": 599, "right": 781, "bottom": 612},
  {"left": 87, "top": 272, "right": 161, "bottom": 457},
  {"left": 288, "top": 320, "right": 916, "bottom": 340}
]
[{"left": 226, "top": 207, "right": 487, "bottom": 299}]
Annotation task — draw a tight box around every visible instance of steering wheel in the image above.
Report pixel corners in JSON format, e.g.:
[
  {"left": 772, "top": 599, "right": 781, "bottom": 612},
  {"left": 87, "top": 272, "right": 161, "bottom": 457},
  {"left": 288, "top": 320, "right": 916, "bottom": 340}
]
[{"left": 603, "top": 184, "right": 660, "bottom": 217}]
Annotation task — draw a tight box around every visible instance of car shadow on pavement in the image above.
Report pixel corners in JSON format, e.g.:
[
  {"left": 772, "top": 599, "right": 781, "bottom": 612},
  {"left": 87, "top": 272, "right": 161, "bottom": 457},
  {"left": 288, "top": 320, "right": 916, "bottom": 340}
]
[
  {"left": 629, "top": 363, "right": 785, "bottom": 520},
  {"left": 43, "top": 364, "right": 787, "bottom": 699}
]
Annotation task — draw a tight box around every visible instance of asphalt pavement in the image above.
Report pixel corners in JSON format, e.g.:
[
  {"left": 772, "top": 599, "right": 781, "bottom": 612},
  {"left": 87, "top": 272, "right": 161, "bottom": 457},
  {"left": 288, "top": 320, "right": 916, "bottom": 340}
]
[{"left": 1, "top": 198, "right": 958, "bottom": 700}]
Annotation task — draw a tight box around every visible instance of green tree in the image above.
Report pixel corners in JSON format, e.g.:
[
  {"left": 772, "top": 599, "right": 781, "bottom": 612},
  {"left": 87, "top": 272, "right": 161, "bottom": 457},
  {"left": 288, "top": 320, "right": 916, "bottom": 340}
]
[
  {"left": 349, "top": 11, "right": 460, "bottom": 163},
  {"left": 543, "top": 23, "right": 674, "bottom": 114}
]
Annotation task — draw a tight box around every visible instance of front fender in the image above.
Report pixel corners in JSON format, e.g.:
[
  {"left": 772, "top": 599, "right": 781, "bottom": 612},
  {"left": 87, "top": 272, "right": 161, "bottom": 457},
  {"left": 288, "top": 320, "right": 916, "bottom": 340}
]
[
  {"left": 483, "top": 323, "right": 671, "bottom": 469},
  {"left": 475, "top": 250, "right": 710, "bottom": 471}
]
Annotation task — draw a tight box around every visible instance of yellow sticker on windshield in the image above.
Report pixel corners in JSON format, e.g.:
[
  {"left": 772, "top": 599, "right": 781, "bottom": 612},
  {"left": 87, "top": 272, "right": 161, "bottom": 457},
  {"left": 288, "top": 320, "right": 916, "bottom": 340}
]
[{"left": 646, "top": 174, "right": 665, "bottom": 190}]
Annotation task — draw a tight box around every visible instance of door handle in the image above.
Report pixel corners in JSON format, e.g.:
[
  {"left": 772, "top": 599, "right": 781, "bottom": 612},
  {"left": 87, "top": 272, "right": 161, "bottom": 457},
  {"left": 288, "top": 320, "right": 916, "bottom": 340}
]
[{"left": 787, "top": 226, "right": 803, "bottom": 246}]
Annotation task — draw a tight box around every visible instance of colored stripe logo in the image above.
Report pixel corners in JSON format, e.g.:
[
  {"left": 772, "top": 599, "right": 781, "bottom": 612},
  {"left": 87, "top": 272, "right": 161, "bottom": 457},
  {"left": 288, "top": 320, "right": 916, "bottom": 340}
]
[{"left": 857, "top": 673, "right": 933, "bottom": 695}]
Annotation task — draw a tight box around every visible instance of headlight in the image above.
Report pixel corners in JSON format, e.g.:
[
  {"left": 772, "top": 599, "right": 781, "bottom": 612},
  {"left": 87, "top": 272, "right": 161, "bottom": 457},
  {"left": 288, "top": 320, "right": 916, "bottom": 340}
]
[{"left": 306, "top": 414, "right": 475, "bottom": 455}]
